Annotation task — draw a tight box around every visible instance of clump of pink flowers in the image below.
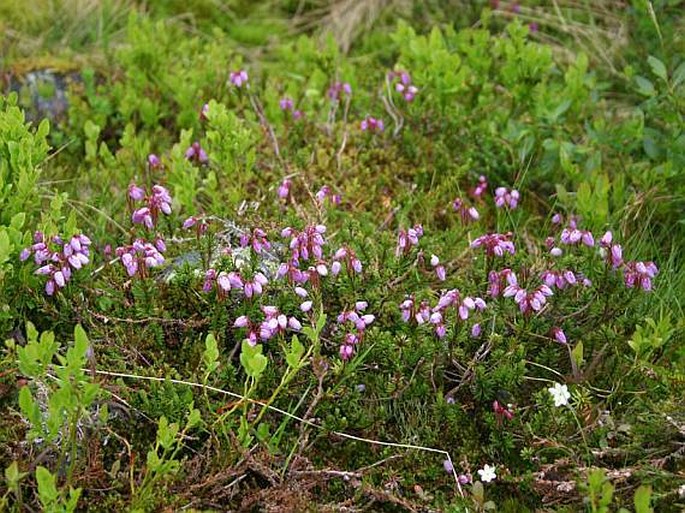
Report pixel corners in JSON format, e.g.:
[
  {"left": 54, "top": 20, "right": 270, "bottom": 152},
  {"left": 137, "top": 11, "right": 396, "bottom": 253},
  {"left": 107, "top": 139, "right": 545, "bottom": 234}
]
[
  {"left": 279, "top": 97, "right": 303, "bottom": 120},
  {"left": 116, "top": 238, "right": 165, "bottom": 278},
  {"left": 276, "top": 224, "right": 341, "bottom": 287},
  {"left": 240, "top": 228, "right": 271, "bottom": 254},
  {"left": 360, "top": 116, "right": 384, "bottom": 132},
  {"left": 129, "top": 184, "right": 172, "bottom": 229},
  {"left": 315, "top": 185, "right": 342, "bottom": 206},
  {"left": 599, "top": 231, "right": 623, "bottom": 268},
  {"left": 488, "top": 268, "right": 516, "bottom": 297},
  {"left": 234, "top": 305, "right": 302, "bottom": 345},
  {"left": 389, "top": 70, "right": 419, "bottom": 102},
  {"left": 396, "top": 224, "right": 423, "bottom": 257},
  {"left": 182, "top": 215, "right": 210, "bottom": 237},
  {"left": 430, "top": 254, "right": 446, "bottom": 281},
  {"left": 229, "top": 69, "right": 248, "bottom": 88},
  {"left": 277, "top": 178, "right": 292, "bottom": 200},
  {"left": 471, "top": 232, "right": 515, "bottom": 257},
  {"left": 327, "top": 81, "right": 352, "bottom": 101},
  {"left": 185, "top": 141, "right": 209, "bottom": 165},
  {"left": 21, "top": 232, "right": 92, "bottom": 296},
  {"left": 559, "top": 216, "right": 594, "bottom": 247},
  {"left": 470, "top": 175, "right": 488, "bottom": 200},
  {"left": 540, "top": 269, "right": 591, "bottom": 289},
  {"left": 147, "top": 153, "right": 161, "bottom": 169},
  {"left": 494, "top": 187, "right": 520, "bottom": 209},
  {"left": 338, "top": 301, "right": 375, "bottom": 360},
  {"left": 331, "top": 246, "right": 363, "bottom": 276},
  {"left": 399, "top": 290, "right": 486, "bottom": 339},
  {"left": 203, "top": 269, "right": 268, "bottom": 298},
  {"left": 452, "top": 198, "right": 480, "bottom": 224},
  {"left": 623, "top": 261, "right": 658, "bottom": 291},
  {"left": 502, "top": 272, "right": 554, "bottom": 315}
]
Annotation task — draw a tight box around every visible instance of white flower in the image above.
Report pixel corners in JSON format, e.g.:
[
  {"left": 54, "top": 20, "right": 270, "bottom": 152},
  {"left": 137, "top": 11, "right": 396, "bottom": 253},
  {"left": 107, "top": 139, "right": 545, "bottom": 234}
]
[
  {"left": 548, "top": 383, "right": 571, "bottom": 407},
  {"left": 477, "top": 464, "right": 496, "bottom": 483}
]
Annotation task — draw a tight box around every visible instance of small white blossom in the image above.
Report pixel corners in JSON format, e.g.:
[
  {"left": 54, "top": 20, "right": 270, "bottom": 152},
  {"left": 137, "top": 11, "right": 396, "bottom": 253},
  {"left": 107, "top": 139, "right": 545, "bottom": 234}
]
[
  {"left": 548, "top": 383, "right": 571, "bottom": 407},
  {"left": 477, "top": 464, "right": 497, "bottom": 483}
]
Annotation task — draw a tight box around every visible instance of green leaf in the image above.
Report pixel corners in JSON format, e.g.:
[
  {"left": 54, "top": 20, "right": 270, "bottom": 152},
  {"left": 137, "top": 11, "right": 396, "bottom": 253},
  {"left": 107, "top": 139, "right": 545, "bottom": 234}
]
[
  {"left": 634, "top": 485, "right": 653, "bottom": 513},
  {"left": 36, "top": 466, "right": 59, "bottom": 505},
  {"left": 571, "top": 341, "right": 584, "bottom": 369},
  {"left": 472, "top": 480, "right": 484, "bottom": 501},
  {"left": 647, "top": 56, "right": 667, "bottom": 81},
  {"left": 5, "top": 461, "right": 27, "bottom": 488},
  {"left": 71, "top": 324, "right": 89, "bottom": 366},
  {"left": 240, "top": 340, "right": 267, "bottom": 379},
  {"left": 10, "top": 212, "right": 25, "bottom": 230},
  {"left": 0, "top": 230, "right": 10, "bottom": 265},
  {"left": 203, "top": 333, "right": 220, "bottom": 374},
  {"left": 285, "top": 335, "right": 305, "bottom": 368},
  {"left": 18, "top": 385, "right": 42, "bottom": 432},
  {"left": 634, "top": 75, "right": 656, "bottom": 96},
  {"left": 316, "top": 313, "right": 327, "bottom": 335},
  {"left": 186, "top": 407, "right": 202, "bottom": 430},
  {"left": 673, "top": 61, "right": 685, "bottom": 87}
]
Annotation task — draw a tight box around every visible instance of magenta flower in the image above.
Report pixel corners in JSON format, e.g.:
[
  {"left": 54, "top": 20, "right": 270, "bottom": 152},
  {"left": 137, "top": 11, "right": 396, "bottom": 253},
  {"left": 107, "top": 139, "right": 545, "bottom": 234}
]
[
  {"left": 471, "top": 233, "right": 515, "bottom": 257},
  {"left": 279, "top": 97, "right": 294, "bottom": 111},
  {"left": 200, "top": 103, "right": 209, "bottom": 121},
  {"left": 128, "top": 184, "right": 146, "bottom": 201},
  {"left": 229, "top": 69, "right": 248, "bottom": 88},
  {"left": 560, "top": 217, "right": 594, "bottom": 247},
  {"left": 340, "top": 344, "right": 354, "bottom": 360},
  {"left": 551, "top": 327, "right": 567, "bottom": 344},
  {"left": 503, "top": 275, "right": 553, "bottom": 315},
  {"left": 609, "top": 244, "right": 623, "bottom": 268},
  {"left": 391, "top": 70, "right": 419, "bottom": 102},
  {"left": 471, "top": 175, "right": 488, "bottom": 200},
  {"left": 239, "top": 228, "right": 271, "bottom": 254},
  {"left": 116, "top": 238, "right": 165, "bottom": 278},
  {"left": 540, "top": 269, "right": 583, "bottom": 290},
  {"left": 147, "top": 153, "right": 161, "bottom": 169},
  {"left": 185, "top": 141, "right": 209, "bottom": 165},
  {"left": 331, "top": 245, "right": 363, "bottom": 276},
  {"left": 278, "top": 179, "right": 292, "bottom": 200},
  {"left": 600, "top": 231, "right": 613, "bottom": 247},
  {"left": 360, "top": 116, "right": 384, "bottom": 132},
  {"left": 488, "top": 269, "right": 516, "bottom": 297},
  {"left": 129, "top": 184, "right": 172, "bottom": 230},
  {"left": 396, "top": 224, "right": 423, "bottom": 257},
  {"left": 494, "top": 187, "right": 520, "bottom": 209},
  {"left": 623, "top": 261, "right": 658, "bottom": 291},
  {"left": 328, "top": 81, "right": 352, "bottom": 101},
  {"left": 23, "top": 232, "right": 92, "bottom": 295},
  {"left": 430, "top": 254, "right": 446, "bottom": 281},
  {"left": 452, "top": 198, "right": 480, "bottom": 224},
  {"left": 493, "top": 400, "right": 514, "bottom": 422}
]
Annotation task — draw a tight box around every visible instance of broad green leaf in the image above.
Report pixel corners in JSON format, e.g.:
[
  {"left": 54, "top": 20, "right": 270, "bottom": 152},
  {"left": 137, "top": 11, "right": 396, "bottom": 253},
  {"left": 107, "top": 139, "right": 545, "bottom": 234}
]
[
  {"left": 647, "top": 56, "right": 667, "bottom": 81},
  {"left": 634, "top": 485, "right": 653, "bottom": 513},
  {"left": 673, "top": 61, "right": 685, "bottom": 87},
  {"left": 36, "top": 466, "right": 59, "bottom": 505},
  {"left": 203, "top": 333, "right": 220, "bottom": 373},
  {"left": 634, "top": 75, "right": 656, "bottom": 96},
  {"left": 571, "top": 341, "right": 584, "bottom": 369},
  {"left": 285, "top": 335, "right": 305, "bottom": 368}
]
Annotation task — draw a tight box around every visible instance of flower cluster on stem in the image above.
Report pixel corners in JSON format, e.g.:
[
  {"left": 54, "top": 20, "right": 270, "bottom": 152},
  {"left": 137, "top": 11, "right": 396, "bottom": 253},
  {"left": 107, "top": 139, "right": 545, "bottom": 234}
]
[{"left": 22, "top": 232, "right": 92, "bottom": 295}]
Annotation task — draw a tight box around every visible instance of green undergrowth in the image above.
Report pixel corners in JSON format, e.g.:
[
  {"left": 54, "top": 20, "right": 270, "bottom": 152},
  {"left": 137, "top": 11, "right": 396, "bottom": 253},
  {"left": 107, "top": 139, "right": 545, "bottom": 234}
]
[{"left": 1, "top": 2, "right": 684, "bottom": 512}]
